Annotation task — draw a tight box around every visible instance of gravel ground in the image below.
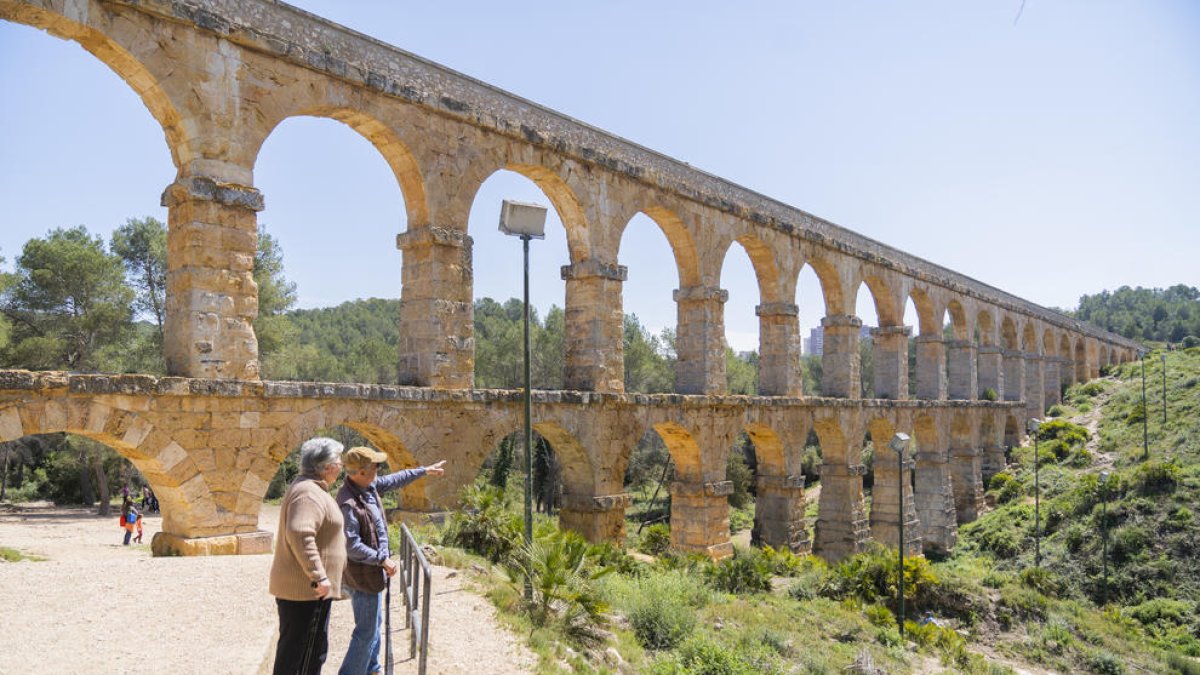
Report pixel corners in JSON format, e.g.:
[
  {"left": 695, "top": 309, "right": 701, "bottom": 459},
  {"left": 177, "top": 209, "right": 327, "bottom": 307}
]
[{"left": 0, "top": 502, "right": 534, "bottom": 675}]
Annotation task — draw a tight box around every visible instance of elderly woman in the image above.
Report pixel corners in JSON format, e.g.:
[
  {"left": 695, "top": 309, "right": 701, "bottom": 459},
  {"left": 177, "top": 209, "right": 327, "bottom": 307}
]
[{"left": 269, "top": 437, "right": 347, "bottom": 675}]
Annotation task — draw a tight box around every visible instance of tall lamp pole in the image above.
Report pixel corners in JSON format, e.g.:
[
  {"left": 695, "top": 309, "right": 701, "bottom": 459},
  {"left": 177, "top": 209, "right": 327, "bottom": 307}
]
[
  {"left": 1028, "top": 418, "right": 1042, "bottom": 568},
  {"left": 888, "top": 432, "right": 911, "bottom": 638},
  {"left": 1140, "top": 350, "right": 1148, "bottom": 461},
  {"left": 499, "top": 199, "right": 548, "bottom": 602},
  {"left": 1099, "top": 471, "right": 1110, "bottom": 605},
  {"left": 1161, "top": 352, "right": 1168, "bottom": 429}
]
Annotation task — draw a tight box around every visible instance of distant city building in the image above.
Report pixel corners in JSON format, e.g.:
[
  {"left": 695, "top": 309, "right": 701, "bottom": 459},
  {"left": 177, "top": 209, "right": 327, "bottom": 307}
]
[{"left": 806, "top": 324, "right": 874, "bottom": 356}]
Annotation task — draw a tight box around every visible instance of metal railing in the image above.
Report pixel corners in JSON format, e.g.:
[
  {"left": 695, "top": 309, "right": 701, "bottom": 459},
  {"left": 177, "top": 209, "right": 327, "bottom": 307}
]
[{"left": 397, "top": 522, "right": 431, "bottom": 674}]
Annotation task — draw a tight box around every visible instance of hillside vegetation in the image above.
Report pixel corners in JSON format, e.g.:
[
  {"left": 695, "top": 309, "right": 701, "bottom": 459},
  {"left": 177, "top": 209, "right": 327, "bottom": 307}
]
[{"left": 413, "top": 345, "right": 1200, "bottom": 674}]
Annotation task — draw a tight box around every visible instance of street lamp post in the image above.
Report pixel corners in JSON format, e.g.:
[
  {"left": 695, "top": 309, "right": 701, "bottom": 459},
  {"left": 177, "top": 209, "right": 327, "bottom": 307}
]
[
  {"left": 1028, "top": 418, "right": 1042, "bottom": 568},
  {"left": 1140, "top": 350, "right": 1148, "bottom": 461},
  {"left": 1099, "top": 470, "right": 1110, "bottom": 605},
  {"left": 499, "top": 199, "right": 548, "bottom": 602},
  {"left": 888, "top": 432, "right": 911, "bottom": 638},
  {"left": 1161, "top": 352, "right": 1168, "bottom": 429}
]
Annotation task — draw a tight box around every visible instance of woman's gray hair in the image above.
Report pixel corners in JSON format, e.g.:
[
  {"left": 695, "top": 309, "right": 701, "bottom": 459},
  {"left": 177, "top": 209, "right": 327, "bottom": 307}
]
[{"left": 299, "top": 437, "right": 344, "bottom": 477}]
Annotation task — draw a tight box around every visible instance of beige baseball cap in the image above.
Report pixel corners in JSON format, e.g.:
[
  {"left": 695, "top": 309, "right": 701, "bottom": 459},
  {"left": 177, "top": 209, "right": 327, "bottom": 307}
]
[{"left": 343, "top": 446, "right": 388, "bottom": 472}]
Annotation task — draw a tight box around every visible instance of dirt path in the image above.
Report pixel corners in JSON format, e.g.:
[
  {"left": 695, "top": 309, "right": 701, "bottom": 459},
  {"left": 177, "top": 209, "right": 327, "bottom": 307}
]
[
  {"left": 0, "top": 502, "right": 535, "bottom": 674},
  {"left": 1067, "top": 376, "right": 1117, "bottom": 471}
]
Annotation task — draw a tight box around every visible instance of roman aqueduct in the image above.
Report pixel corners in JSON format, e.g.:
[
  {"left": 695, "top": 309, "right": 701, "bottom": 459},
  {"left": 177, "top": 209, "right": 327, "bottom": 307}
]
[{"left": 0, "top": 0, "right": 1140, "bottom": 559}]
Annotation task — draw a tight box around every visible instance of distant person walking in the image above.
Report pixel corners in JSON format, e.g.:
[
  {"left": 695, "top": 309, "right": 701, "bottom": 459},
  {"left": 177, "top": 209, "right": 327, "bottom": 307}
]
[
  {"left": 119, "top": 498, "right": 138, "bottom": 546},
  {"left": 269, "top": 437, "right": 348, "bottom": 675},
  {"left": 337, "top": 447, "right": 446, "bottom": 675}
]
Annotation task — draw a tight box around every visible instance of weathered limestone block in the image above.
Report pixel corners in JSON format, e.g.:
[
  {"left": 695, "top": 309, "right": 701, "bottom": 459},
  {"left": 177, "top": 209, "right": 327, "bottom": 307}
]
[
  {"left": 562, "top": 260, "right": 627, "bottom": 393},
  {"left": 871, "top": 326, "right": 910, "bottom": 400},
  {"left": 151, "top": 530, "right": 272, "bottom": 557},
  {"left": 950, "top": 447, "right": 986, "bottom": 524},
  {"left": 946, "top": 340, "right": 978, "bottom": 401},
  {"left": 558, "top": 492, "right": 632, "bottom": 544},
  {"left": 813, "top": 462, "right": 870, "bottom": 562},
  {"left": 669, "top": 480, "right": 734, "bottom": 559},
  {"left": 821, "top": 315, "right": 862, "bottom": 399},
  {"left": 869, "top": 454, "right": 922, "bottom": 556},
  {"left": 756, "top": 303, "right": 802, "bottom": 397},
  {"left": 751, "top": 474, "right": 810, "bottom": 554},
  {"left": 673, "top": 286, "right": 728, "bottom": 395},
  {"left": 162, "top": 177, "right": 262, "bottom": 381},
  {"left": 977, "top": 345, "right": 1004, "bottom": 400},
  {"left": 1002, "top": 349, "right": 1025, "bottom": 403},
  {"left": 915, "top": 335, "right": 947, "bottom": 400},
  {"left": 396, "top": 227, "right": 473, "bottom": 388},
  {"left": 913, "top": 451, "right": 958, "bottom": 554}
]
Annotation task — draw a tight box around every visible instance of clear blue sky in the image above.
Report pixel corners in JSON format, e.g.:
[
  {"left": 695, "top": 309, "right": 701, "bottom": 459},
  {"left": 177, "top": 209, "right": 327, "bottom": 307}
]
[{"left": 2, "top": 1, "right": 1198, "bottom": 352}]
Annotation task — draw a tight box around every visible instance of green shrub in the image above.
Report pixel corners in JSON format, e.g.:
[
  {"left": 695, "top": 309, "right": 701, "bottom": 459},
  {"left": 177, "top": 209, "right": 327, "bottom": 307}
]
[
  {"left": 441, "top": 483, "right": 522, "bottom": 563},
  {"left": 728, "top": 506, "right": 753, "bottom": 534},
  {"left": 1020, "top": 567, "right": 1066, "bottom": 598},
  {"left": 1036, "top": 419, "right": 1089, "bottom": 448},
  {"left": 1084, "top": 649, "right": 1125, "bottom": 675},
  {"left": 1130, "top": 459, "right": 1181, "bottom": 495},
  {"left": 1111, "top": 525, "right": 1151, "bottom": 562},
  {"left": 999, "top": 584, "right": 1048, "bottom": 621},
  {"left": 506, "top": 530, "right": 612, "bottom": 640},
  {"left": 1126, "top": 597, "right": 1194, "bottom": 629},
  {"left": 821, "top": 544, "right": 938, "bottom": 607},
  {"left": 1077, "top": 382, "right": 1107, "bottom": 397},
  {"left": 638, "top": 523, "right": 672, "bottom": 556},
  {"left": 622, "top": 572, "right": 706, "bottom": 650},
  {"left": 705, "top": 547, "right": 772, "bottom": 595},
  {"left": 759, "top": 545, "right": 809, "bottom": 576},
  {"left": 650, "top": 635, "right": 776, "bottom": 675},
  {"left": 864, "top": 603, "right": 895, "bottom": 628},
  {"left": 1182, "top": 335, "right": 1200, "bottom": 349},
  {"left": 982, "top": 388, "right": 999, "bottom": 401},
  {"left": 1046, "top": 404, "right": 1067, "bottom": 418}
]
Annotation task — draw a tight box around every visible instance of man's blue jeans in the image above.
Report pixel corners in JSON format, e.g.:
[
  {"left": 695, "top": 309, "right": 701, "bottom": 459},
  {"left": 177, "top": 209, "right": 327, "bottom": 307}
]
[{"left": 339, "top": 587, "right": 382, "bottom": 675}]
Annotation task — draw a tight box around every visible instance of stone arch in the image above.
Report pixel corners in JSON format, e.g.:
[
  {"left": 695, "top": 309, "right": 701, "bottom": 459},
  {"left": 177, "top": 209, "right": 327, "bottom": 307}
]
[
  {"left": 1099, "top": 345, "right": 1110, "bottom": 370},
  {"left": 1042, "top": 328, "right": 1057, "bottom": 357},
  {"left": 913, "top": 413, "right": 939, "bottom": 454},
  {"left": 630, "top": 206, "right": 702, "bottom": 288},
  {"left": 946, "top": 299, "right": 969, "bottom": 341},
  {"left": 908, "top": 287, "right": 940, "bottom": 336},
  {"left": 252, "top": 108, "right": 429, "bottom": 227},
  {"left": 0, "top": 401, "right": 217, "bottom": 540},
  {"left": 803, "top": 256, "right": 846, "bottom": 316},
  {"left": 743, "top": 422, "right": 787, "bottom": 477},
  {"left": 723, "top": 233, "right": 784, "bottom": 304},
  {"left": 651, "top": 421, "right": 704, "bottom": 483},
  {"left": 812, "top": 417, "right": 850, "bottom": 465},
  {"left": 1004, "top": 414, "right": 1021, "bottom": 448},
  {"left": 976, "top": 309, "right": 997, "bottom": 346},
  {"left": 1001, "top": 316, "right": 1019, "bottom": 350},
  {"left": 1021, "top": 321, "right": 1039, "bottom": 354},
  {"left": 506, "top": 163, "right": 591, "bottom": 263},
  {"left": 531, "top": 420, "right": 600, "bottom": 500},
  {"left": 950, "top": 412, "right": 972, "bottom": 450},
  {"left": 1059, "top": 334, "right": 1072, "bottom": 363},
  {"left": 0, "top": 2, "right": 189, "bottom": 169},
  {"left": 859, "top": 272, "right": 902, "bottom": 327}
]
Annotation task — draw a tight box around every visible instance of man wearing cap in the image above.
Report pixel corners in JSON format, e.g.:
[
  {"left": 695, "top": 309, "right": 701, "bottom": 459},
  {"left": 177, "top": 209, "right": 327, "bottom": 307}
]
[{"left": 336, "top": 447, "right": 446, "bottom": 675}]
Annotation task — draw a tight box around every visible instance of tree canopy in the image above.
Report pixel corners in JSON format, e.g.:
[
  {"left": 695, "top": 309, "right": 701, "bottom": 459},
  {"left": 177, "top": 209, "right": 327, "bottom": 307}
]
[{"left": 1072, "top": 285, "right": 1200, "bottom": 344}]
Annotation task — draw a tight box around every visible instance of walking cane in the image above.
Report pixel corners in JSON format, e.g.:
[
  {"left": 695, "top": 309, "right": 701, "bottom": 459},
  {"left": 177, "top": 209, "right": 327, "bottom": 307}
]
[
  {"left": 384, "top": 566, "right": 393, "bottom": 672},
  {"left": 298, "top": 599, "right": 328, "bottom": 675}
]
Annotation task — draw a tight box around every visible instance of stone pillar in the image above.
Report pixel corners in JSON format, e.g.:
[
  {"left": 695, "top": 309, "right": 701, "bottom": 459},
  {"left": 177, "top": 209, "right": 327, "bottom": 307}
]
[
  {"left": 1043, "top": 359, "right": 1062, "bottom": 407},
  {"left": 1061, "top": 356, "right": 1075, "bottom": 391},
  {"left": 162, "top": 177, "right": 264, "bottom": 380},
  {"left": 561, "top": 260, "right": 627, "bottom": 392},
  {"left": 756, "top": 303, "right": 802, "bottom": 396},
  {"left": 396, "top": 227, "right": 473, "bottom": 388},
  {"left": 946, "top": 340, "right": 978, "bottom": 400},
  {"left": 868, "top": 451, "right": 922, "bottom": 556},
  {"left": 871, "top": 326, "right": 910, "bottom": 400},
  {"left": 669, "top": 480, "right": 734, "bottom": 559},
  {"left": 981, "top": 442, "right": 1007, "bottom": 484},
  {"left": 914, "top": 448, "right": 958, "bottom": 554},
  {"left": 674, "top": 286, "right": 728, "bottom": 395},
  {"left": 914, "top": 335, "right": 947, "bottom": 400},
  {"left": 977, "top": 345, "right": 1004, "bottom": 400},
  {"left": 820, "top": 315, "right": 862, "bottom": 398},
  {"left": 1002, "top": 349, "right": 1025, "bottom": 403},
  {"left": 950, "top": 445, "right": 985, "bottom": 524},
  {"left": 812, "top": 462, "right": 870, "bottom": 562},
  {"left": 559, "top": 492, "right": 633, "bottom": 544},
  {"left": 751, "top": 474, "right": 811, "bottom": 554},
  {"left": 1024, "top": 354, "right": 1045, "bottom": 420}
]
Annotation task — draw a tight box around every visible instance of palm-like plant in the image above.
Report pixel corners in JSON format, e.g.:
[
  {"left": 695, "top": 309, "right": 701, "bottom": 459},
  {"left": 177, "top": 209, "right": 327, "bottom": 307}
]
[{"left": 507, "top": 530, "right": 612, "bottom": 642}]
